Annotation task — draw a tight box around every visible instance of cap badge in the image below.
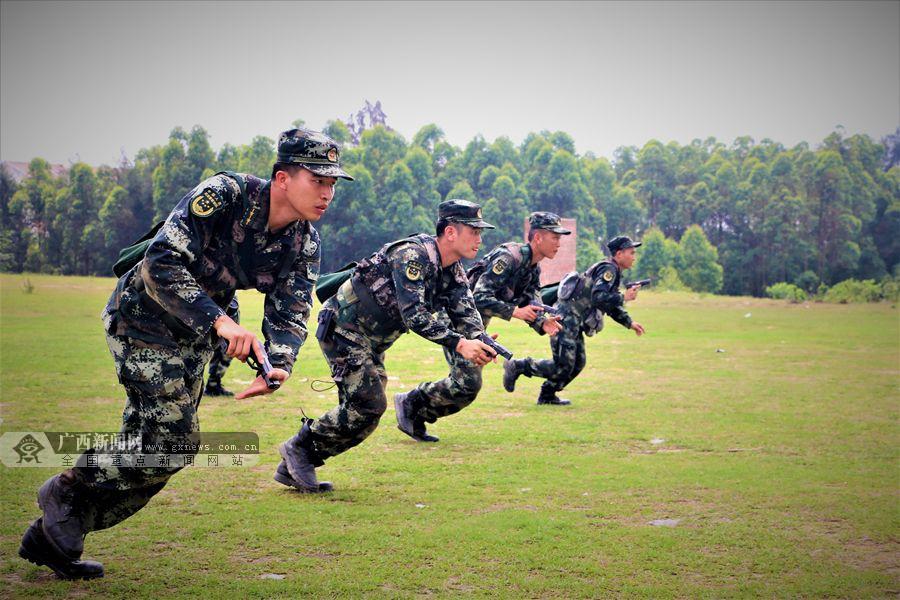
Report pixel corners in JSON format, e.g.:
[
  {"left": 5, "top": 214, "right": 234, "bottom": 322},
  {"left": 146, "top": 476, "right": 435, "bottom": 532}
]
[{"left": 327, "top": 148, "right": 338, "bottom": 163}]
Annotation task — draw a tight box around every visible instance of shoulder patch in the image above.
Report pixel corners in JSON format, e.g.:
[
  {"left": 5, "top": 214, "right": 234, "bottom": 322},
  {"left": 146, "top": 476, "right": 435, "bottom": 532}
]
[
  {"left": 492, "top": 259, "right": 508, "bottom": 275},
  {"left": 602, "top": 270, "right": 614, "bottom": 282},
  {"left": 190, "top": 188, "right": 224, "bottom": 218},
  {"left": 406, "top": 260, "right": 424, "bottom": 281}
]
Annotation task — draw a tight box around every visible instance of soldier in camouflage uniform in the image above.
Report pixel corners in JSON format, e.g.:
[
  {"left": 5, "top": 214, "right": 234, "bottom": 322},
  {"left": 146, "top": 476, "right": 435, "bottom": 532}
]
[
  {"left": 470, "top": 211, "right": 571, "bottom": 333},
  {"left": 204, "top": 297, "right": 240, "bottom": 396},
  {"left": 19, "top": 128, "right": 352, "bottom": 579},
  {"left": 503, "top": 236, "right": 646, "bottom": 405},
  {"left": 278, "top": 200, "right": 498, "bottom": 492}
]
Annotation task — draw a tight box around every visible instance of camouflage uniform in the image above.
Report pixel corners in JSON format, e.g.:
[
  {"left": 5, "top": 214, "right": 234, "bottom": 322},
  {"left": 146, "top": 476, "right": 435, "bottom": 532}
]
[
  {"left": 516, "top": 258, "right": 635, "bottom": 400},
  {"left": 302, "top": 201, "right": 494, "bottom": 460},
  {"left": 470, "top": 212, "right": 572, "bottom": 331},
  {"left": 205, "top": 298, "right": 240, "bottom": 393},
  {"left": 50, "top": 128, "right": 351, "bottom": 536}
]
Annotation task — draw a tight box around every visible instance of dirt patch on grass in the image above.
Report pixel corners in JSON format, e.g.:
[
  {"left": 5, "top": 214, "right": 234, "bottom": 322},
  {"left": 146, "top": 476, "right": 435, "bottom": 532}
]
[
  {"left": 444, "top": 575, "right": 476, "bottom": 592},
  {"left": 469, "top": 503, "right": 539, "bottom": 515}
]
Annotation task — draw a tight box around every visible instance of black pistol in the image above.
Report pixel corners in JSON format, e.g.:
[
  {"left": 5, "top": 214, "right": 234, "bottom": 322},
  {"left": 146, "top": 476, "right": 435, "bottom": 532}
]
[
  {"left": 477, "top": 333, "right": 513, "bottom": 361},
  {"left": 528, "top": 301, "right": 560, "bottom": 316},
  {"left": 218, "top": 339, "right": 281, "bottom": 390},
  {"left": 625, "top": 278, "right": 651, "bottom": 289}
]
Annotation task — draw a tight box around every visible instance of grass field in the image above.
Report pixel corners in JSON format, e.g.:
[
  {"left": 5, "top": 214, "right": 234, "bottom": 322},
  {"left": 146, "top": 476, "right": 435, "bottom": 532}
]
[{"left": 0, "top": 273, "right": 898, "bottom": 598}]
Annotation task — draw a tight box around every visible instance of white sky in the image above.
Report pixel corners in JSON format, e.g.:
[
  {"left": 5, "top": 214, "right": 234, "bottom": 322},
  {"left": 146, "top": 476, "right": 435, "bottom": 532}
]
[{"left": 1, "top": 0, "right": 898, "bottom": 166}]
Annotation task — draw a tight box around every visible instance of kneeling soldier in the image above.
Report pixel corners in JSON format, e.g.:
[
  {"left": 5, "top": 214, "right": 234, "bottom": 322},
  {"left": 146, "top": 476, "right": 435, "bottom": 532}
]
[
  {"left": 278, "top": 200, "right": 498, "bottom": 491},
  {"left": 503, "top": 235, "right": 646, "bottom": 405}
]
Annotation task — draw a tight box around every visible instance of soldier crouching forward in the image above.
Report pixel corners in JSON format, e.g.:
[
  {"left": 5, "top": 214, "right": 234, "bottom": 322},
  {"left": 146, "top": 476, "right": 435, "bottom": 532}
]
[
  {"left": 277, "top": 200, "right": 498, "bottom": 493},
  {"left": 469, "top": 211, "right": 571, "bottom": 334},
  {"left": 18, "top": 128, "right": 351, "bottom": 579},
  {"left": 503, "top": 235, "right": 646, "bottom": 405}
]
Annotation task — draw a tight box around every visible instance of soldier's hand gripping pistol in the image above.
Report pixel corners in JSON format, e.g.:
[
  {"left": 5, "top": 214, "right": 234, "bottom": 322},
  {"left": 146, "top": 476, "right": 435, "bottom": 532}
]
[
  {"left": 625, "top": 278, "right": 651, "bottom": 289},
  {"left": 218, "top": 339, "right": 282, "bottom": 390},
  {"left": 477, "top": 333, "right": 513, "bottom": 361},
  {"left": 527, "top": 301, "right": 561, "bottom": 317}
]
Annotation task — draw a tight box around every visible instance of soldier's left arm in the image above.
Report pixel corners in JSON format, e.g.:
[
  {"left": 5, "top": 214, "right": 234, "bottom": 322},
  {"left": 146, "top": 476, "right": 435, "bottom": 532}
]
[
  {"left": 591, "top": 264, "right": 633, "bottom": 329},
  {"left": 141, "top": 174, "right": 238, "bottom": 337},
  {"left": 525, "top": 267, "right": 549, "bottom": 335},
  {"left": 261, "top": 226, "right": 320, "bottom": 375},
  {"left": 445, "top": 263, "right": 486, "bottom": 338},
  {"left": 471, "top": 250, "right": 517, "bottom": 320}
]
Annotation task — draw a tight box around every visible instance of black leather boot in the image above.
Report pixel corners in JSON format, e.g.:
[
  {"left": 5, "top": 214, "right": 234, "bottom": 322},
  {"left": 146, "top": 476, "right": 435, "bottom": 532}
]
[
  {"left": 537, "top": 388, "right": 571, "bottom": 406},
  {"left": 19, "top": 518, "right": 103, "bottom": 580},
  {"left": 278, "top": 421, "right": 327, "bottom": 493},
  {"left": 37, "top": 470, "right": 87, "bottom": 561},
  {"left": 273, "top": 459, "right": 333, "bottom": 492},
  {"left": 204, "top": 379, "right": 233, "bottom": 397},
  {"left": 394, "top": 391, "right": 439, "bottom": 442},
  {"left": 503, "top": 359, "right": 524, "bottom": 392}
]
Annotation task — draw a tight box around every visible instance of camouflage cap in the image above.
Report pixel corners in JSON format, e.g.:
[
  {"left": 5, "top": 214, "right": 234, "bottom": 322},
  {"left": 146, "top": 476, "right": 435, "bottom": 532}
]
[
  {"left": 276, "top": 128, "right": 354, "bottom": 181},
  {"left": 607, "top": 235, "right": 642, "bottom": 254},
  {"left": 529, "top": 211, "right": 571, "bottom": 235},
  {"left": 438, "top": 199, "right": 495, "bottom": 229}
]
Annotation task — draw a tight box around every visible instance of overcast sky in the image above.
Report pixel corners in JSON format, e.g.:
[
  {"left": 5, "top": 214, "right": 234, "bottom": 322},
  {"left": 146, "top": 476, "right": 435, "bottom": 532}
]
[{"left": 1, "top": 0, "right": 898, "bottom": 166}]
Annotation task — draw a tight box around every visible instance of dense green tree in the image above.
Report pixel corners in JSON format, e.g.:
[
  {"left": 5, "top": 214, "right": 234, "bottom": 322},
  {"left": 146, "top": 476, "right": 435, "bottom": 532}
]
[
  {"left": 679, "top": 225, "right": 723, "bottom": 293},
  {"left": 632, "top": 227, "right": 670, "bottom": 281}
]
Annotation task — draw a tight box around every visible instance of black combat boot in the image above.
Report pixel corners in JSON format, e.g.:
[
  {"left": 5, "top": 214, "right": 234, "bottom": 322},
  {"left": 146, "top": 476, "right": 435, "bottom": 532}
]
[
  {"left": 204, "top": 379, "right": 233, "bottom": 397},
  {"left": 273, "top": 459, "right": 333, "bottom": 492},
  {"left": 19, "top": 518, "right": 104, "bottom": 580},
  {"left": 537, "top": 388, "right": 571, "bottom": 406},
  {"left": 503, "top": 359, "right": 524, "bottom": 392},
  {"left": 37, "top": 470, "right": 87, "bottom": 561},
  {"left": 278, "top": 421, "right": 328, "bottom": 493},
  {"left": 394, "top": 390, "right": 439, "bottom": 442}
]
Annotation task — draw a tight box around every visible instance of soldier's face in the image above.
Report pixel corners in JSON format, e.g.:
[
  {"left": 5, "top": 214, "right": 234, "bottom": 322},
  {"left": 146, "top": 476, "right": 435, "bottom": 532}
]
[
  {"left": 616, "top": 247, "right": 636, "bottom": 269},
  {"left": 449, "top": 223, "right": 483, "bottom": 259},
  {"left": 535, "top": 231, "right": 563, "bottom": 259},
  {"left": 283, "top": 168, "right": 337, "bottom": 221}
]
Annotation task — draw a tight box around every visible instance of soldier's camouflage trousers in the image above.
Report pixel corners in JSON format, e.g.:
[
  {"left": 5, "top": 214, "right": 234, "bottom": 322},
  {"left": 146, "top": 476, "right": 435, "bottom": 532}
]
[
  {"left": 518, "top": 311, "right": 587, "bottom": 394},
  {"left": 206, "top": 338, "right": 233, "bottom": 384},
  {"left": 309, "top": 326, "right": 389, "bottom": 459},
  {"left": 409, "top": 311, "right": 483, "bottom": 423},
  {"left": 207, "top": 302, "right": 239, "bottom": 384},
  {"left": 413, "top": 344, "right": 483, "bottom": 424},
  {"left": 71, "top": 332, "right": 213, "bottom": 532}
]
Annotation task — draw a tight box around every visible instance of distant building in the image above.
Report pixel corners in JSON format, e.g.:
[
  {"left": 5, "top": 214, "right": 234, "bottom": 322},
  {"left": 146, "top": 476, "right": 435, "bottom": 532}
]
[
  {"left": 0, "top": 160, "right": 68, "bottom": 183},
  {"left": 524, "top": 217, "right": 577, "bottom": 286}
]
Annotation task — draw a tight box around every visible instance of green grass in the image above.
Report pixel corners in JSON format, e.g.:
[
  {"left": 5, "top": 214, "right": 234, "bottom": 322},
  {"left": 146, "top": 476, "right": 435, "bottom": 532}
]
[{"left": 1, "top": 273, "right": 898, "bottom": 598}]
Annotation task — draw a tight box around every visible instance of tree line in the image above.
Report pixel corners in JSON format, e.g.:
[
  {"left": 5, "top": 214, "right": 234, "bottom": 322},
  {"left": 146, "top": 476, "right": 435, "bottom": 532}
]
[{"left": 1, "top": 120, "right": 898, "bottom": 298}]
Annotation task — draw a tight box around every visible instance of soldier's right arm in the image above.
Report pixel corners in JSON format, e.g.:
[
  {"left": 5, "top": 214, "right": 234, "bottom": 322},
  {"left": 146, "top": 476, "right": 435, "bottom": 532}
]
[
  {"left": 141, "top": 174, "right": 238, "bottom": 337},
  {"left": 389, "top": 244, "right": 463, "bottom": 350},
  {"left": 590, "top": 263, "right": 633, "bottom": 329},
  {"left": 472, "top": 249, "right": 517, "bottom": 320}
]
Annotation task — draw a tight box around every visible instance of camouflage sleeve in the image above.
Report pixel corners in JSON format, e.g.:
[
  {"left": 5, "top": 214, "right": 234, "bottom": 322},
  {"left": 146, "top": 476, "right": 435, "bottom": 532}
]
[
  {"left": 389, "top": 244, "right": 463, "bottom": 350},
  {"left": 591, "top": 264, "right": 633, "bottom": 328},
  {"left": 526, "top": 267, "right": 549, "bottom": 335},
  {"left": 472, "top": 249, "right": 517, "bottom": 320},
  {"left": 444, "top": 263, "right": 485, "bottom": 338},
  {"left": 141, "top": 174, "right": 237, "bottom": 337},
  {"left": 262, "top": 226, "right": 320, "bottom": 374}
]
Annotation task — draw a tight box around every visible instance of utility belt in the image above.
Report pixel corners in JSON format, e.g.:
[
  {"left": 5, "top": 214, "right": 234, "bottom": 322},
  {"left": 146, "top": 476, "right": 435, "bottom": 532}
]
[{"left": 315, "top": 277, "right": 404, "bottom": 344}]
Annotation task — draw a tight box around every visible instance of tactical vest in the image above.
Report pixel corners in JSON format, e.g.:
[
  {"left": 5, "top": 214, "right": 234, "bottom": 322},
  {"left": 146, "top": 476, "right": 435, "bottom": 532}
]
[
  {"left": 558, "top": 259, "right": 619, "bottom": 336},
  {"left": 335, "top": 233, "right": 440, "bottom": 332}
]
